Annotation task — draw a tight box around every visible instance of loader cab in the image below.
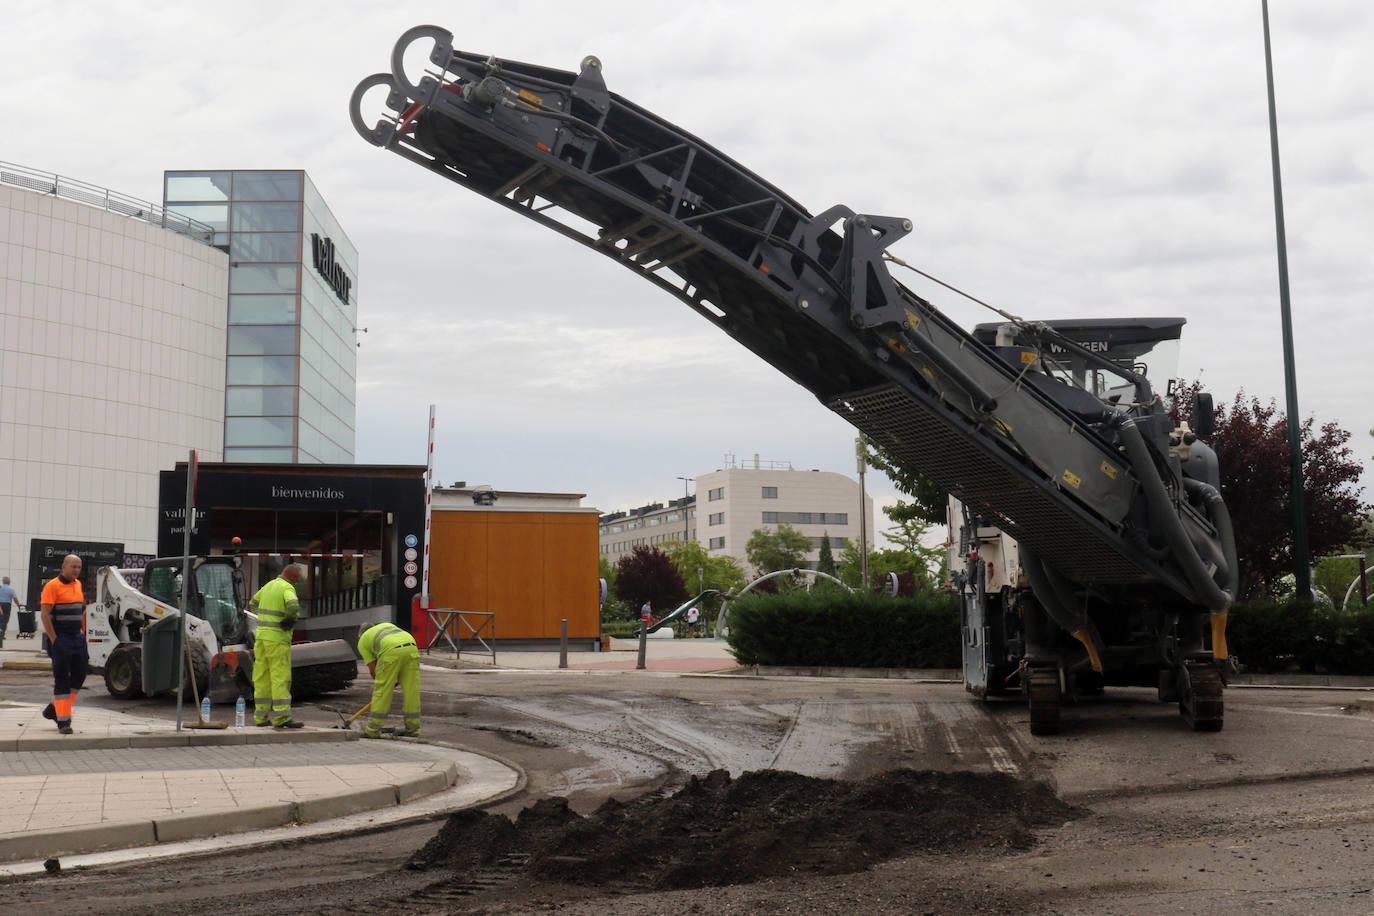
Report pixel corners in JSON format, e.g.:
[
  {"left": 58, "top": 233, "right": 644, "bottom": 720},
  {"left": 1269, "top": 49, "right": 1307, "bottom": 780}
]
[{"left": 141, "top": 557, "right": 250, "bottom": 646}]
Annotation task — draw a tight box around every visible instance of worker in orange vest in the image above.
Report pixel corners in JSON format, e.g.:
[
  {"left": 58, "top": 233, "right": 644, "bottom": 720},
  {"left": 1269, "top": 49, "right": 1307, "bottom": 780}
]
[{"left": 40, "top": 555, "right": 87, "bottom": 735}]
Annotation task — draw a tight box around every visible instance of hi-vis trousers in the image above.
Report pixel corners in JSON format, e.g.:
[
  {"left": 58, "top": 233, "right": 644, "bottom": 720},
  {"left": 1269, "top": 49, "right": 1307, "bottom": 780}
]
[
  {"left": 366, "top": 644, "right": 420, "bottom": 737},
  {"left": 253, "top": 638, "right": 293, "bottom": 726}
]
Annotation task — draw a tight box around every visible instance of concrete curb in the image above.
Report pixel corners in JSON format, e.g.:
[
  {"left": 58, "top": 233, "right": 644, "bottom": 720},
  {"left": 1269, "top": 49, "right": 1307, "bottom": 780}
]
[
  {"left": 0, "top": 762, "right": 460, "bottom": 863},
  {"left": 732, "top": 665, "right": 962, "bottom": 681},
  {"left": 154, "top": 803, "right": 296, "bottom": 844},
  {"left": 2, "top": 728, "right": 359, "bottom": 753},
  {"left": 0, "top": 820, "right": 156, "bottom": 863}
]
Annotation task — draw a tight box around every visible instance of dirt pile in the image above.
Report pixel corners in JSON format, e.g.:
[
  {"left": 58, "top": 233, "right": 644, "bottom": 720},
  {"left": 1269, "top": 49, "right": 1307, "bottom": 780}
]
[{"left": 408, "top": 768, "right": 1078, "bottom": 891}]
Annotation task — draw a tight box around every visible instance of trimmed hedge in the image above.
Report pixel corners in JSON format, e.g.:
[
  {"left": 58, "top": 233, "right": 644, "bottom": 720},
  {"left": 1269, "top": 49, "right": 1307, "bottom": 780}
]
[
  {"left": 721, "top": 592, "right": 1374, "bottom": 675},
  {"left": 725, "top": 591, "right": 961, "bottom": 668},
  {"left": 1226, "top": 600, "right": 1374, "bottom": 675}
]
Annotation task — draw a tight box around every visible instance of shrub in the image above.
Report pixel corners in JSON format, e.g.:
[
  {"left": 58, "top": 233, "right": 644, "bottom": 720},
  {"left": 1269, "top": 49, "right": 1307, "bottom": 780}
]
[{"left": 725, "top": 590, "right": 960, "bottom": 668}]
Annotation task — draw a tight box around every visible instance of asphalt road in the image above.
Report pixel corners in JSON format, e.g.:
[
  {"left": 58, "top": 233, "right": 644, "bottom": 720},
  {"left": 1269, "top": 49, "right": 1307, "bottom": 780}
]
[{"left": 2, "top": 665, "right": 1374, "bottom": 913}]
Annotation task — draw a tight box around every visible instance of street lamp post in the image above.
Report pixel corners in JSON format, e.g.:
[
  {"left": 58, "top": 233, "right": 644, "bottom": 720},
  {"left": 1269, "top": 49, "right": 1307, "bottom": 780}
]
[
  {"left": 675, "top": 475, "right": 693, "bottom": 544},
  {"left": 856, "top": 438, "right": 869, "bottom": 590}
]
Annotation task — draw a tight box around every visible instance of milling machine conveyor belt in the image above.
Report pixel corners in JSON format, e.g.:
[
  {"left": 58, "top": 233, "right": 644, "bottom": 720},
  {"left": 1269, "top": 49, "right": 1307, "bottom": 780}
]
[{"left": 352, "top": 27, "right": 1200, "bottom": 598}]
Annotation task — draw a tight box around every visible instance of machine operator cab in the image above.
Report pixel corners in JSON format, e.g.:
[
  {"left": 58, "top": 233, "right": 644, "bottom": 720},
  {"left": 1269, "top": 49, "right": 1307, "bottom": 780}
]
[{"left": 974, "top": 317, "right": 1185, "bottom": 413}]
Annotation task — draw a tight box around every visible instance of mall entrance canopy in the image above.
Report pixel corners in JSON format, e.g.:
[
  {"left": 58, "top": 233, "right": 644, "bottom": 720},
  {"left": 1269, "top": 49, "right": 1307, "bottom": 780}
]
[{"left": 158, "top": 463, "right": 426, "bottom": 638}]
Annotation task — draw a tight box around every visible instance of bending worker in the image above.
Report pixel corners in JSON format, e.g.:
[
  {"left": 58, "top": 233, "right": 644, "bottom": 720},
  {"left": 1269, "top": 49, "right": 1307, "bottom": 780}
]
[
  {"left": 250, "top": 563, "right": 305, "bottom": 729},
  {"left": 40, "top": 554, "right": 86, "bottom": 735},
  {"left": 357, "top": 621, "right": 420, "bottom": 738}
]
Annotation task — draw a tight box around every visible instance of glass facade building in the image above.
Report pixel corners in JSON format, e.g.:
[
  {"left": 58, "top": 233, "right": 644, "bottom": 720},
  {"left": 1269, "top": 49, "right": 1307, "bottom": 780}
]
[{"left": 164, "top": 170, "right": 357, "bottom": 463}]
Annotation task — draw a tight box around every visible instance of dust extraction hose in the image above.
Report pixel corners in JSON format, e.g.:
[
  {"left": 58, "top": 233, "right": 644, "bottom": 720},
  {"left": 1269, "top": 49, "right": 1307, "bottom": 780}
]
[{"left": 1116, "top": 417, "right": 1233, "bottom": 612}]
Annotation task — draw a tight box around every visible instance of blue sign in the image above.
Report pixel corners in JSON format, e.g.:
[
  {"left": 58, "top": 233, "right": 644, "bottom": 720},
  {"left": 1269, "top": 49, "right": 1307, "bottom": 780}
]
[{"left": 404, "top": 534, "right": 418, "bottom": 547}]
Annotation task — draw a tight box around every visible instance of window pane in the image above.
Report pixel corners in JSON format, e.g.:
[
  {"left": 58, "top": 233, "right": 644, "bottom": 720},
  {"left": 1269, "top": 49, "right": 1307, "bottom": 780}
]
[
  {"left": 230, "top": 264, "right": 298, "bottom": 294},
  {"left": 232, "top": 201, "right": 299, "bottom": 232},
  {"left": 226, "top": 416, "right": 294, "bottom": 447},
  {"left": 165, "top": 172, "right": 230, "bottom": 202},
  {"left": 227, "top": 356, "right": 295, "bottom": 385},
  {"left": 228, "top": 325, "right": 296, "bottom": 355},
  {"left": 226, "top": 387, "right": 295, "bottom": 416},
  {"left": 166, "top": 203, "right": 227, "bottom": 232},
  {"left": 229, "top": 294, "right": 297, "bottom": 324},
  {"left": 231, "top": 232, "right": 298, "bottom": 262},
  {"left": 224, "top": 447, "right": 294, "bottom": 463},
  {"left": 233, "top": 172, "right": 300, "bottom": 201}
]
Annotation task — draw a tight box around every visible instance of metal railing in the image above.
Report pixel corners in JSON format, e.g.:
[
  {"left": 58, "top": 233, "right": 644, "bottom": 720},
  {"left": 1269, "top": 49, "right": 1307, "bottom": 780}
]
[
  {"left": 301, "top": 575, "right": 397, "bottom": 618},
  {"left": 0, "top": 160, "right": 216, "bottom": 245},
  {"left": 424, "top": 608, "right": 496, "bottom": 665}
]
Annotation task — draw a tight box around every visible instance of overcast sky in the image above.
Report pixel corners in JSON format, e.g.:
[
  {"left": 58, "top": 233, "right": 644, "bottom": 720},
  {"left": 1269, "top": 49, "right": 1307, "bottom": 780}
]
[{"left": 3, "top": 1, "right": 1370, "bottom": 540}]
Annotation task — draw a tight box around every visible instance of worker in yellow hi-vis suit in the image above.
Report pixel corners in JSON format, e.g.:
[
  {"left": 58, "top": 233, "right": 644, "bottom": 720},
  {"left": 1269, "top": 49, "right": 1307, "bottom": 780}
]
[
  {"left": 357, "top": 621, "right": 420, "bottom": 738},
  {"left": 250, "top": 564, "right": 304, "bottom": 729}
]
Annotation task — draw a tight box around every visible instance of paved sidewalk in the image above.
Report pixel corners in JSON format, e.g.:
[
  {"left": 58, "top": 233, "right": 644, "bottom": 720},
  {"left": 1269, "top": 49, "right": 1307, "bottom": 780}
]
[
  {"left": 0, "top": 698, "right": 520, "bottom": 866},
  {"left": 420, "top": 636, "right": 743, "bottom": 674}
]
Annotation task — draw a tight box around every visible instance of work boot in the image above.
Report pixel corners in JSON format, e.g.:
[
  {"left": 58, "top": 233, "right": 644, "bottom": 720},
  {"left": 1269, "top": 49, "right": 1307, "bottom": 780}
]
[
  {"left": 58, "top": 724, "right": 73, "bottom": 735},
  {"left": 362, "top": 729, "right": 382, "bottom": 739},
  {"left": 401, "top": 730, "right": 421, "bottom": 738},
  {"left": 273, "top": 719, "right": 304, "bottom": 729},
  {"left": 42, "top": 703, "right": 56, "bottom": 721}
]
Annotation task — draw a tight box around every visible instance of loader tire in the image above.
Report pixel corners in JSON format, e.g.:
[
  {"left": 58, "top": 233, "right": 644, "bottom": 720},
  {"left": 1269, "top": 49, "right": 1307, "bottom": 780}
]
[
  {"left": 104, "top": 645, "right": 145, "bottom": 700},
  {"left": 291, "top": 660, "right": 357, "bottom": 699},
  {"left": 178, "top": 650, "right": 212, "bottom": 702}
]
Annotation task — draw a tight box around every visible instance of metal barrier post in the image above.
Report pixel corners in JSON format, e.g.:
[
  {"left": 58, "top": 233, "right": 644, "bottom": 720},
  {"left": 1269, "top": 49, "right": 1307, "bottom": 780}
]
[
  {"left": 559, "top": 619, "right": 568, "bottom": 669},
  {"left": 636, "top": 617, "right": 648, "bottom": 670}
]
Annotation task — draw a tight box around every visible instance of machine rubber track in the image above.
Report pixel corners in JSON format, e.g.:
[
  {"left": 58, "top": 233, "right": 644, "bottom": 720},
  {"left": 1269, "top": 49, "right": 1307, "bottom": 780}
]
[
  {"left": 1179, "top": 662, "right": 1224, "bottom": 732},
  {"left": 1026, "top": 666, "right": 1062, "bottom": 736}
]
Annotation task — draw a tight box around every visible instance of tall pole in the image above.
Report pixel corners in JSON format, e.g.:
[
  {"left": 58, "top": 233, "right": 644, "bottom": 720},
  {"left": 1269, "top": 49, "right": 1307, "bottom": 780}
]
[
  {"left": 856, "top": 438, "right": 869, "bottom": 590},
  {"left": 422, "top": 405, "right": 435, "bottom": 612},
  {"left": 676, "top": 476, "right": 692, "bottom": 543},
  {"left": 1262, "top": 0, "right": 1310, "bottom": 600},
  {"left": 175, "top": 449, "right": 197, "bottom": 732}
]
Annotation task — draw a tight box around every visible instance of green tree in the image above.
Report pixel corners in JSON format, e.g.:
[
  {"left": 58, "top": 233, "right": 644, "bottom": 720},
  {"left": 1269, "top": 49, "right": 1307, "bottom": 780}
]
[
  {"left": 746, "top": 523, "right": 811, "bottom": 574},
  {"left": 615, "top": 545, "right": 687, "bottom": 620},
  {"left": 1313, "top": 553, "right": 1368, "bottom": 608},
  {"left": 837, "top": 514, "right": 944, "bottom": 594},
  {"left": 1173, "top": 384, "right": 1369, "bottom": 599},
  {"left": 598, "top": 556, "right": 621, "bottom": 622},
  {"left": 860, "top": 435, "right": 947, "bottom": 526},
  {"left": 665, "top": 540, "right": 747, "bottom": 594},
  {"left": 816, "top": 532, "right": 838, "bottom": 578}
]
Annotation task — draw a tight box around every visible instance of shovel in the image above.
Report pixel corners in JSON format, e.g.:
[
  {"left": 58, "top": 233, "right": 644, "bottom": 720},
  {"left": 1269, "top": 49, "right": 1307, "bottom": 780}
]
[{"left": 336, "top": 701, "right": 371, "bottom": 729}]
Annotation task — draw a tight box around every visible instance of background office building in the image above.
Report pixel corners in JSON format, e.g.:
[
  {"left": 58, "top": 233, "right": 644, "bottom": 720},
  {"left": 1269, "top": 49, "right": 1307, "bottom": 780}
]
[
  {"left": 0, "top": 163, "right": 229, "bottom": 613},
  {"left": 599, "top": 457, "right": 873, "bottom": 572},
  {"left": 164, "top": 169, "right": 358, "bottom": 463}
]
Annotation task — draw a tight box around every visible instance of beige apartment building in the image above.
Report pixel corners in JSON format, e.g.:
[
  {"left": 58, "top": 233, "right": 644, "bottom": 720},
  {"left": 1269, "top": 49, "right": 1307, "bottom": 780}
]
[{"left": 599, "top": 458, "right": 874, "bottom": 573}]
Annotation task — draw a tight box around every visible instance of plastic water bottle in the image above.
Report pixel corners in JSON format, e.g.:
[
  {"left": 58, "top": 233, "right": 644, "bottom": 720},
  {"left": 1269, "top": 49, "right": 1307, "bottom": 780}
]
[
  {"left": 200, "top": 695, "right": 211, "bottom": 724},
  {"left": 235, "top": 696, "right": 246, "bottom": 729}
]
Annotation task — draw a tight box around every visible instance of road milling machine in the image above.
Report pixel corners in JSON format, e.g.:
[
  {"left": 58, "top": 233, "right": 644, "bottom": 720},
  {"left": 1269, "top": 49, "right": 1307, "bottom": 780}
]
[
  {"left": 86, "top": 556, "right": 358, "bottom": 704},
  {"left": 351, "top": 26, "right": 1239, "bottom": 733}
]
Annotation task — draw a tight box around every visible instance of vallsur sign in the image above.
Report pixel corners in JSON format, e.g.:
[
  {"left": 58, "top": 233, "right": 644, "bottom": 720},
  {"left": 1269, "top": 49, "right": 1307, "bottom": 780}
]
[{"left": 310, "top": 233, "right": 353, "bottom": 304}]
